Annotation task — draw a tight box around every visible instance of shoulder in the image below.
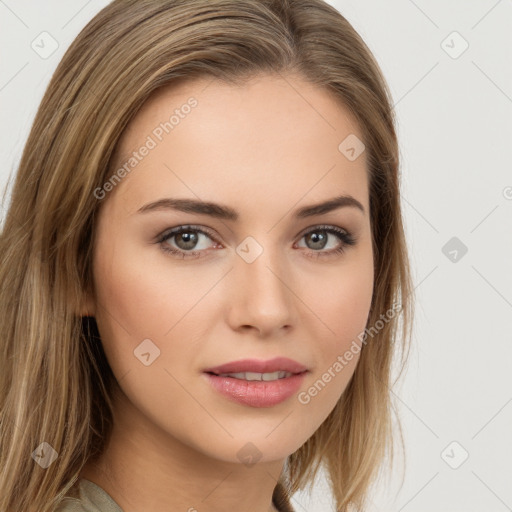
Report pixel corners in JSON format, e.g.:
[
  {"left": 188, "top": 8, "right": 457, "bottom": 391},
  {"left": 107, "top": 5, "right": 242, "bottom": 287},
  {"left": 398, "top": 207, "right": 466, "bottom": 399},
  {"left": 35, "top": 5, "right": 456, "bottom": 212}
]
[
  {"left": 54, "top": 497, "right": 87, "bottom": 512},
  {"left": 54, "top": 479, "right": 124, "bottom": 512}
]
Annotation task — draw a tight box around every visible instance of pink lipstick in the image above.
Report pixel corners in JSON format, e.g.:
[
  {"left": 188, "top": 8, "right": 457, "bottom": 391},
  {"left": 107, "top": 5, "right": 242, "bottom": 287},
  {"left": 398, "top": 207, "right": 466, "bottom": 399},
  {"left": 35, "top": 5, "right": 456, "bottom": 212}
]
[{"left": 202, "top": 357, "right": 309, "bottom": 408}]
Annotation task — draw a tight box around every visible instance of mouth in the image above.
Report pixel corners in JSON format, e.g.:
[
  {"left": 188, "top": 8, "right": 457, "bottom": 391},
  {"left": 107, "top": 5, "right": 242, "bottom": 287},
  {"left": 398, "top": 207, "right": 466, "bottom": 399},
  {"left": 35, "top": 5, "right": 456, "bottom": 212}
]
[
  {"left": 203, "top": 356, "right": 309, "bottom": 376},
  {"left": 205, "top": 370, "right": 301, "bottom": 381},
  {"left": 202, "top": 368, "right": 309, "bottom": 408}
]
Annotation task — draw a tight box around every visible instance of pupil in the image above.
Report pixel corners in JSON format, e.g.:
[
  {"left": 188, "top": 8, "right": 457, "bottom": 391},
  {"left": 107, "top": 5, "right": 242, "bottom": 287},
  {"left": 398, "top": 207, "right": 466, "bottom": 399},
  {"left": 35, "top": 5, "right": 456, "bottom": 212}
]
[
  {"left": 308, "top": 231, "right": 327, "bottom": 250},
  {"left": 177, "top": 231, "right": 198, "bottom": 249}
]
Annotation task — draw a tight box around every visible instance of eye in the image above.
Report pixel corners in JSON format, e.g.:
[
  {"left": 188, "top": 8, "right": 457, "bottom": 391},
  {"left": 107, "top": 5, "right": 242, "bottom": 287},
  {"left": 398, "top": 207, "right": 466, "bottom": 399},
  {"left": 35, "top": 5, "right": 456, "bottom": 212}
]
[
  {"left": 157, "top": 225, "right": 220, "bottom": 259},
  {"left": 156, "top": 224, "right": 357, "bottom": 260},
  {"left": 295, "top": 225, "right": 357, "bottom": 259}
]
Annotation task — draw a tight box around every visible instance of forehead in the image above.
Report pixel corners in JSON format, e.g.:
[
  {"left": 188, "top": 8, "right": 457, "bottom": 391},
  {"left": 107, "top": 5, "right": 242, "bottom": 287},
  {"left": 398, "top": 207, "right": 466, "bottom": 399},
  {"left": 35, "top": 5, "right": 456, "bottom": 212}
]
[{"left": 106, "top": 73, "right": 369, "bottom": 217}]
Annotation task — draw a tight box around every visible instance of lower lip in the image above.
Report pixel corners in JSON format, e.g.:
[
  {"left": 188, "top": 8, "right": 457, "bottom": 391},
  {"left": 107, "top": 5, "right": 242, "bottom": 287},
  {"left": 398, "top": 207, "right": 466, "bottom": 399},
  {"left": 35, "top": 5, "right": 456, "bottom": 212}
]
[{"left": 203, "top": 371, "right": 307, "bottom": 408}]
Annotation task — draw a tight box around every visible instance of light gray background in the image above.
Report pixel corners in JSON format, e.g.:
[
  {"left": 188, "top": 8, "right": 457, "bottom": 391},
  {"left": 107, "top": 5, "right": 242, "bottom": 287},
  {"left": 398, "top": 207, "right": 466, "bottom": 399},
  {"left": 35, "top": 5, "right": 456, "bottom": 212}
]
[{"left": 1, "top": 1, "right": 511, "bottom": 511}]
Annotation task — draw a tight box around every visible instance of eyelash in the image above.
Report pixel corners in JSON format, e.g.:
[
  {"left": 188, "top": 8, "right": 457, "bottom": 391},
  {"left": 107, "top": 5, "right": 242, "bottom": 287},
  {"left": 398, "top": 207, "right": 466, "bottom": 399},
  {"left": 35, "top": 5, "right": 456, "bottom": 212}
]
[{"left": 156, "top": 224, "right": 357, "bottom": 260}]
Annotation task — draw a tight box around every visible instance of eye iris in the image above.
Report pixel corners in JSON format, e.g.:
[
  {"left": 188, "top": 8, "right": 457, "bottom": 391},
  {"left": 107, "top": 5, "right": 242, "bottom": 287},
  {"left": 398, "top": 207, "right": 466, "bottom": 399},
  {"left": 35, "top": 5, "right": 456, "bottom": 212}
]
[
  {"left": 306, "top": 230, "right": 328, "bottom": 250},
  {"left": 176, "top": 231, "right": 199, "bottom": 250}
]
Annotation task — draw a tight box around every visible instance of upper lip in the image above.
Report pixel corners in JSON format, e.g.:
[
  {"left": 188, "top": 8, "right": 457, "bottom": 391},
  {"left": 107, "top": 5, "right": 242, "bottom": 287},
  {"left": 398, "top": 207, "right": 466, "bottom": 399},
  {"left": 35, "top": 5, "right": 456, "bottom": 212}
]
[{"left": 204, "top": 357, "right": 308, "bottom": 375}]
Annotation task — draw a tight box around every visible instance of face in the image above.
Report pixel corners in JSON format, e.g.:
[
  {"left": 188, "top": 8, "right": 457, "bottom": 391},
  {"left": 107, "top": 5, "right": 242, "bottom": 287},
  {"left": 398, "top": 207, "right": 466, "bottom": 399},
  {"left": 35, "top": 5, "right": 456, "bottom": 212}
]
[{"left": 84, "top": 73, "right": 374, "bottom": 465}]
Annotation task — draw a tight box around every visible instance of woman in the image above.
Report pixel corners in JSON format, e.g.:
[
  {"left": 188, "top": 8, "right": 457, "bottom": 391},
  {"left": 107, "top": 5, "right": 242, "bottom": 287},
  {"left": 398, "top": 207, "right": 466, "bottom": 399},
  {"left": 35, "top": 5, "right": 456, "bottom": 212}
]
[{"left": 0, "top": 1, "right": 414, "bottom": 511}]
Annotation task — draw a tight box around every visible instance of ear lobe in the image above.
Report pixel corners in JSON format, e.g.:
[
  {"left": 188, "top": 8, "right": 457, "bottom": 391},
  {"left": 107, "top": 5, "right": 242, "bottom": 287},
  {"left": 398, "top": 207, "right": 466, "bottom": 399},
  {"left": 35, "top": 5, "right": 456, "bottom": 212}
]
[{"left": 77, "top": 288, "right": 96, "bottom": 317}]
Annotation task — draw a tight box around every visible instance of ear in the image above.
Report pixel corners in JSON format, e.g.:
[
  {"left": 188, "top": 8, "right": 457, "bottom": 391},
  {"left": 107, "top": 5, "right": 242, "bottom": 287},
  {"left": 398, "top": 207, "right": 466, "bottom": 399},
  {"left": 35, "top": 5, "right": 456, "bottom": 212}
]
[{"left": 76, "top": 285, "right": 96, "bottom": 317}]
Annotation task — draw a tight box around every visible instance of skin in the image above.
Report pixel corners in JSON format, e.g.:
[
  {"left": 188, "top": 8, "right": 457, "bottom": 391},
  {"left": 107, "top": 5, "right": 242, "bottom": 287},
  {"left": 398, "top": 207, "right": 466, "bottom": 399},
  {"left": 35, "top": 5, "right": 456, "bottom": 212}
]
[{"left": 79, "top": 73, "right": 374, "bottom": 512}]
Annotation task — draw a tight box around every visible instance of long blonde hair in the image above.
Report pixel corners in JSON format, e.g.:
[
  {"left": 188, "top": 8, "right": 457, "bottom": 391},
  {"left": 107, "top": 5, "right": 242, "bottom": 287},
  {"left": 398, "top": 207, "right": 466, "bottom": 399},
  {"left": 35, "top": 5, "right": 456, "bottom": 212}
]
[{"left": 0, "top": 1, "right": 414, "bottom": 510}]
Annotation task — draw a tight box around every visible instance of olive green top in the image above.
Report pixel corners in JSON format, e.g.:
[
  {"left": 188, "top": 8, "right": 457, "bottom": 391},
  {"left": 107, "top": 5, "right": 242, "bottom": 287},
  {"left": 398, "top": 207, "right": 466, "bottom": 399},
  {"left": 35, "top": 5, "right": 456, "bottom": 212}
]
[{"left": 55, "top": 478, "right": 295, "bottom": 511}]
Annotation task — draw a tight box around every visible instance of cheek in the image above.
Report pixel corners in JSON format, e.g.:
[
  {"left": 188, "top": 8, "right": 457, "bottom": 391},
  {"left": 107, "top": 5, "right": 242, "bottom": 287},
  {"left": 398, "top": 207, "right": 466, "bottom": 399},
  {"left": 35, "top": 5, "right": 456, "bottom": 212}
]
[
  {"left": 93, "top": 232, "right": 185, "bottom": 338},
  {"left": 296, "top": 257, "right": 373, "bottom": 414},
  {"left": 91, "top": 250, "right": 203, "bottom": 420},
  {"left": 321, "top": 274, "right": 372, "bottom": 328},
  {"left": 91, "top": 237, "right": 218, "bottom": 386},
  {"left": 306, "top": 257, "right": 374, "bottom": 350},
  {"left": 90, "top": 234, "right": 169, "bottom": 377}
]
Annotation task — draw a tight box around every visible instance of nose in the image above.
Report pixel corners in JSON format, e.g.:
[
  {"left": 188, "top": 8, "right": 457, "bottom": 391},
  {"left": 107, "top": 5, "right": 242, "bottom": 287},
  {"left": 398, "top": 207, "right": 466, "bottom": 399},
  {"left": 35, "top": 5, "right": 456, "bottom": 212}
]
[{"left": 226, "top": 245, "right": 297, "bottom": 337}]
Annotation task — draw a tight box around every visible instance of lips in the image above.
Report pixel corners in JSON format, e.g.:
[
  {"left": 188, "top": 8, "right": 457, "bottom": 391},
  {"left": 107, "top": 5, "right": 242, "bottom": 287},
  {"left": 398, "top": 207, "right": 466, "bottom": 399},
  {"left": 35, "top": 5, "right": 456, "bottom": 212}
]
[
  {"left": 204, "top": 372, "right": 307, "bottom": 407},
  {"left": 203, "top": 357, "right": 308, "bottom": 376}
]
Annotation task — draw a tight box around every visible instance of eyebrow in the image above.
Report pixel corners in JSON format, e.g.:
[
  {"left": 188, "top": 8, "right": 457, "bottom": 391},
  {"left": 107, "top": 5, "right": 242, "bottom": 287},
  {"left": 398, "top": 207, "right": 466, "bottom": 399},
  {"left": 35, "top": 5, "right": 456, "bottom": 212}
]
[{"left": 137, "top": 194, "right": 365, "bottom": 219}]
